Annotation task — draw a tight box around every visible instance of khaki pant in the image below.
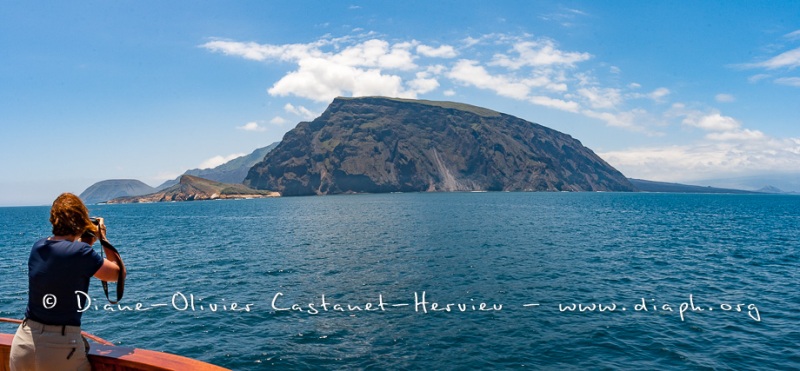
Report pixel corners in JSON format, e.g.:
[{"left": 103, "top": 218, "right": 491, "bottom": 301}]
[{"left": 9, "top": 319, "right": 90, "bottom": 371}]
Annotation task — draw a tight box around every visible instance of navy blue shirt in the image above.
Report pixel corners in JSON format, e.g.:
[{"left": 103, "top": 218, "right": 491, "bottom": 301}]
[{"left": 25, "top": 238, "right": 104, "bottom": 326}]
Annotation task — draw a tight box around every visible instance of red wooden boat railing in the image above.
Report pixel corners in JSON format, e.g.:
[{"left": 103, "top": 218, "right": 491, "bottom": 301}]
[{"left": 0, "top": 318, "right": 229, "bottom": 371}]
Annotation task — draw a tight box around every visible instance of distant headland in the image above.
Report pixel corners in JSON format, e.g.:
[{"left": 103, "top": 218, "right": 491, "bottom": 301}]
[{"left": 104, "top": 175, "right": 278, "bottom": 204}]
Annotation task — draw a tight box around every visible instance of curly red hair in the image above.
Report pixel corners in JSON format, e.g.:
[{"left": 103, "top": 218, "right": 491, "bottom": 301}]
[{"left": 50, "top": 193, "right": 97, "bottom": 237}]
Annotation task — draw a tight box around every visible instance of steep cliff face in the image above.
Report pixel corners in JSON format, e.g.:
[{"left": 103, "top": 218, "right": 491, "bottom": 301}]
[{"left": 245, "top": 97, "right": 635, "bottom": 196}]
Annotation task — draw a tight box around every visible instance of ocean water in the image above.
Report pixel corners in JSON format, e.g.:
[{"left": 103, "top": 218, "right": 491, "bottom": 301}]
[{"left": 1, "top": 192, "right": 798, "bottom": 370}]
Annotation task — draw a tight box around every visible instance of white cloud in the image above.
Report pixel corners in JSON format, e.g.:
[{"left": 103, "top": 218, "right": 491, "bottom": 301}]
[
  {"left": 649, "top": 87, "right": 670, "bottom": 102},
  {"left": 538, "top": 7, "right": 589, "bottom": 27},
  {"left": 447, "top": 37, "right": 590, "bottom": 114},
  {"left": 203, "top": 37, "right": 425, "bottom": 102},
  {"left": 284, "top": 103, "right": 317, "bottom": 120},
  {"left": 573, "top": 72, "right": 592, "bottom": 87},
  {"left": 599, "top": 136, "right": 800, "bottom": 182},
  {"left": 201, "top": 39, "right": 328, "bottom": 62},
  {"left": 203, "top": 33, "right": 682, "bottom": 135},
  {"left": 448, "top": 59, "right": 530, "bottom": 100},
  {"left": 748, "top": 74, "right": 770, "bottom": 83},
  {"left": 738, "top": 40, "right": 800, "bottom": 88},
  {"left": 462, "top": 36, "right": 482, "bottom": 48},
  {"left": 744, "top": 47, "right": 800, "bottom": 70},
  {"left": 237, "top": 121, "right": 266, "bottom": 132},
  {"left": 446, "top": 37, "right": 666, "bottom": 129},
  {"left": 530, "top": 95, "right": 580, "bottom": 112},
  {"left": 683, "top": 112, "right": 741, "bottom": 132},
  {"left": 203, "top": 33, "right": 602, "bottom": 117},
  {"left": 199, "top": 153, "right": 245, "bottom": 169},
  {"left": 715, "top": 93, "right": 736, "bottom": 102},
  {"left": 489, "top": 40, "right": 591, "bottom": 69},
  {"left": 426, "top": 64, "right": 447, "bottom": 75},
  {"left": 566, "top": 8, "right": 588, "bottom": 16},
  {"left": 270, "top": 116, "right": 288, "bottom": 125},
  {"left": 448, "top": 58, "right": 583, "bottom": 113},
  {"left": 706, "top": 129, "right": 765, "bottom": 142},
  {"left": 417, "top": 44, "right": 457, "bottom": 58},
  {"left": 581, "top": 109, "right": 655, "bottom": 132},
  {"left": 626, "top": 87, "right": 670, "bottom": 103},
  {"left": 775, "top": 77, "right": 800, "bottom": 87},
  {"left": 672, "top": 106, "right": 773, "bottom": 143},
  {"left": 331, "top": 39, "right": 418, "bottom": 70},
  {"left": 268, "top": 57, "right": 412, "bottom": 101},
  {"left": 577, "top": 87, "right": 622, "bottom": 109},
  {"left": 408, "top": 75, "right": 440, "bottom": 94}
]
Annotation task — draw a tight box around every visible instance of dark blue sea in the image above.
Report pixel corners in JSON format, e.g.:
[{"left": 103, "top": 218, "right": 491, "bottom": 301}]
[{"left": 1, "top": 192, "right": 798, "bottom": 370}]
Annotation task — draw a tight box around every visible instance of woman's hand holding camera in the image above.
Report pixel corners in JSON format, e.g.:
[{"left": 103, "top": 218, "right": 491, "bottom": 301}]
[
  {"left": 94, "top": 217, "right": 107, "bottom": 241},
  {"left": 80, "top": 217, "right": 108, "bottom": 245}
]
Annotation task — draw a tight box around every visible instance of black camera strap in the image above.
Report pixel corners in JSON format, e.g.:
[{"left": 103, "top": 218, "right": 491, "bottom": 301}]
[{"left": 99, "top": 239, "right": 126, "bottom": 304}]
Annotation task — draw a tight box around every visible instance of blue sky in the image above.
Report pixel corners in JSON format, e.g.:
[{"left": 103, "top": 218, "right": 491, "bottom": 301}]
[{"left": 1, "top": 1, "right": 799, "bottom": 206}]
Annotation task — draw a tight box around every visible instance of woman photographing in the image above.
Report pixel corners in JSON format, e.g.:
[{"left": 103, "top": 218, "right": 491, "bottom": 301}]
[{"left": 10, "top": 193, "right": 121, "bottom": 371}]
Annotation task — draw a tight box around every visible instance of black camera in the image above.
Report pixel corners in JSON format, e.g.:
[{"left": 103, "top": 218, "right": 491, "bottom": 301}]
[{"left": 83, "top": 217, "right": 102, "bottom": 240}]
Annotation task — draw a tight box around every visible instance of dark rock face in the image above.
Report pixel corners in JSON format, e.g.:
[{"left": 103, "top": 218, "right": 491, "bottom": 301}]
[{"left": 245, "top": 97, "right": 635, "bottom": 196}]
